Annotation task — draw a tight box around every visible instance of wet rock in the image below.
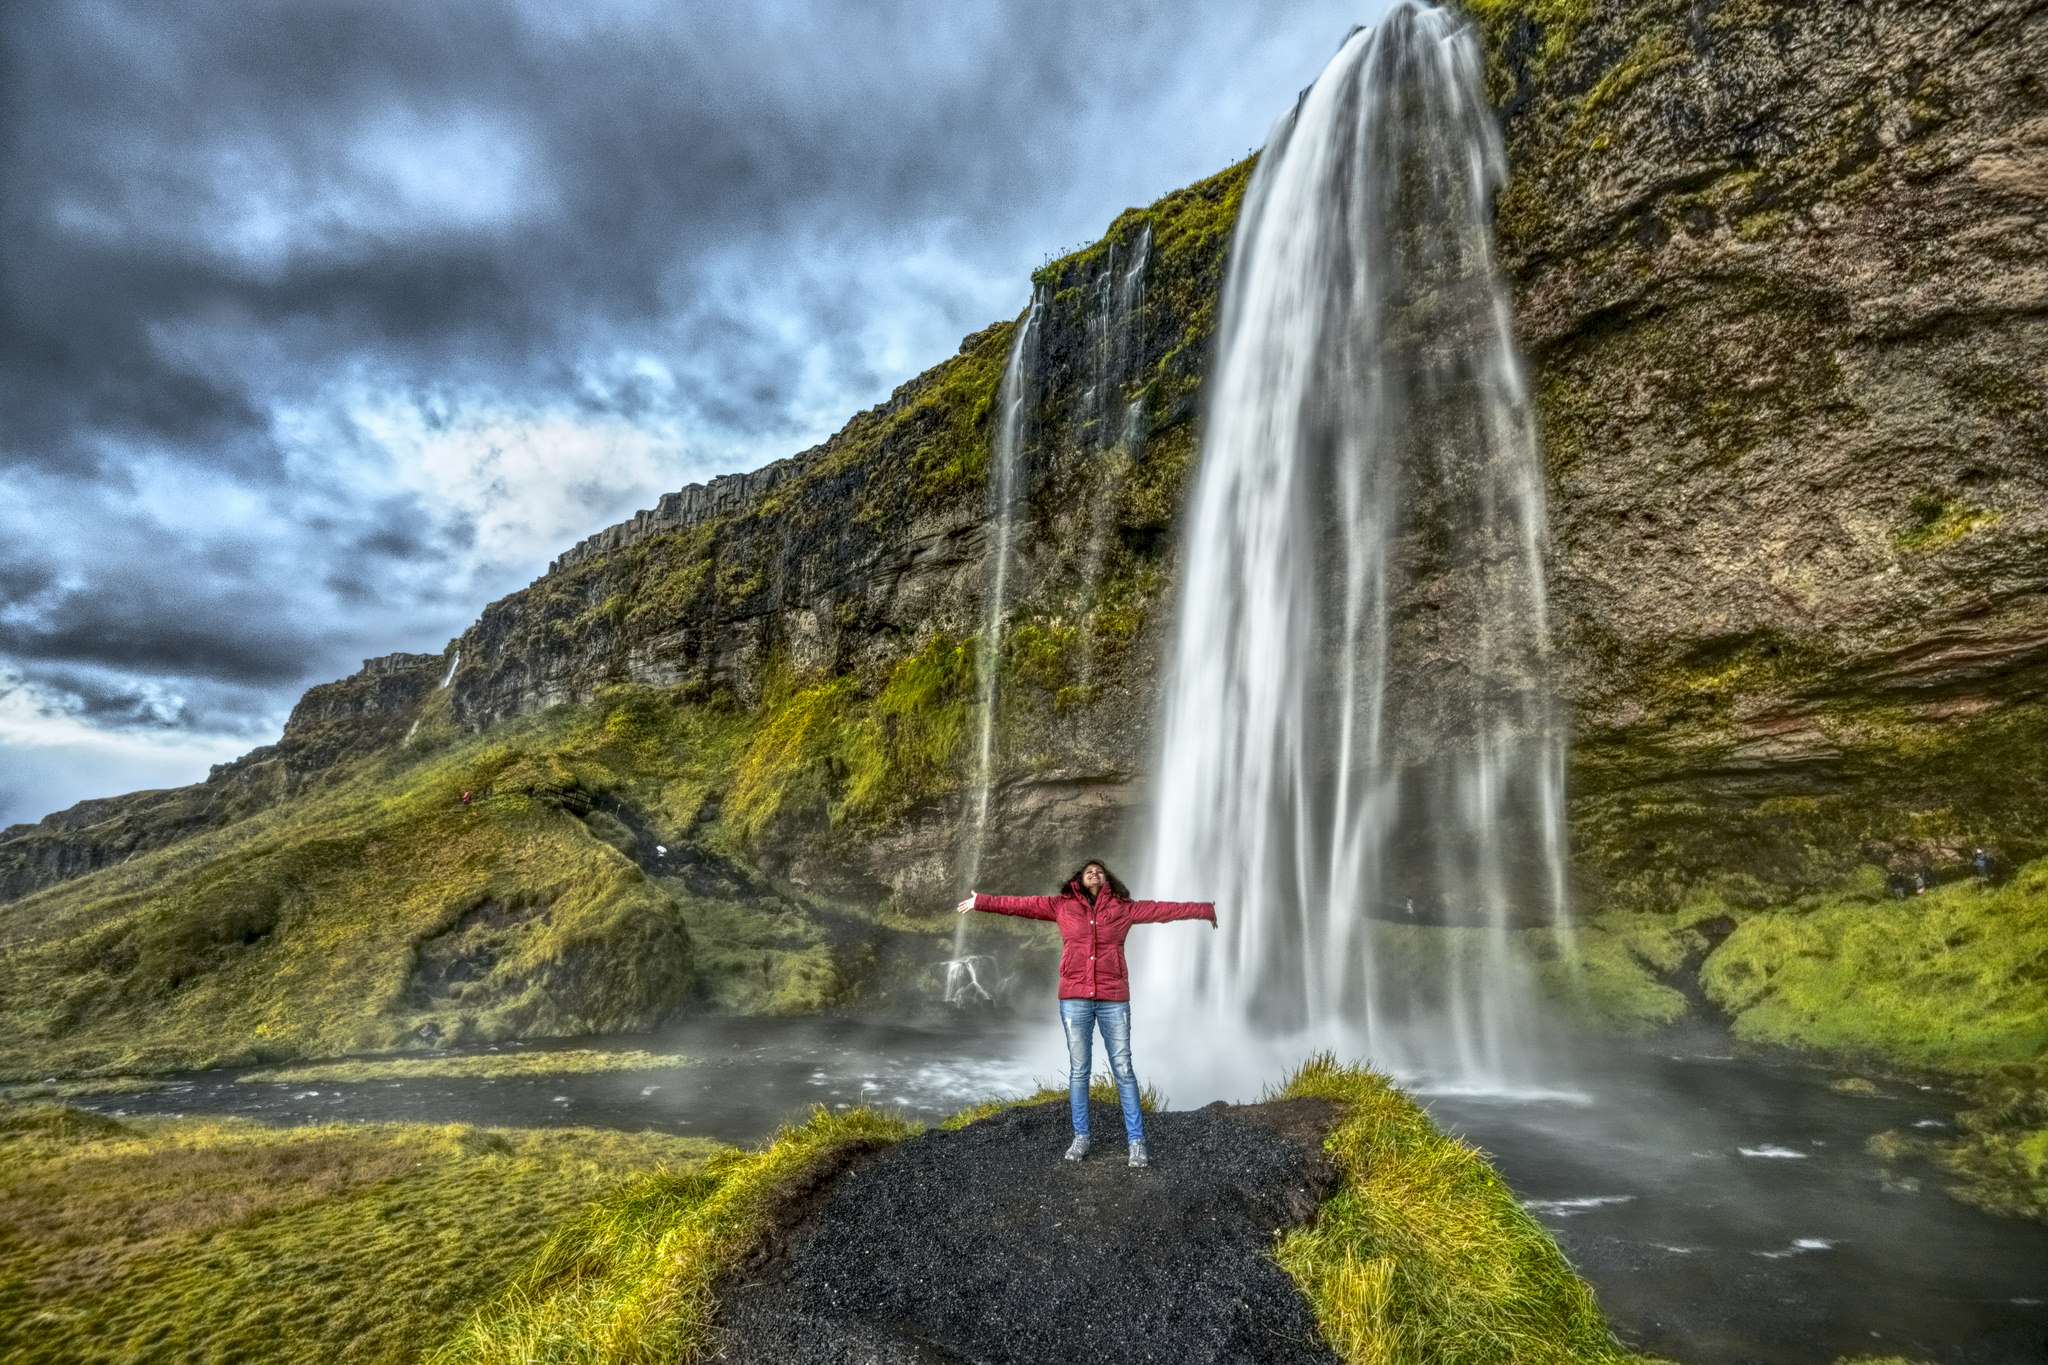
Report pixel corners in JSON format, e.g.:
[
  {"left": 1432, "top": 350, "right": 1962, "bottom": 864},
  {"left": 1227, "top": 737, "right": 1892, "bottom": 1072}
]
[{"left": 712, "top": 1097, "right": 1344, "bottom": 1365}]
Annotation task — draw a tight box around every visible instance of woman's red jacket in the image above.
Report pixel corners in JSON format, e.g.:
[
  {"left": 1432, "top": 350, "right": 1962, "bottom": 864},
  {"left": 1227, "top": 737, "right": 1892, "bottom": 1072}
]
[{"left": 970, "top": 884, "right": 1216, "bottom": 1001}]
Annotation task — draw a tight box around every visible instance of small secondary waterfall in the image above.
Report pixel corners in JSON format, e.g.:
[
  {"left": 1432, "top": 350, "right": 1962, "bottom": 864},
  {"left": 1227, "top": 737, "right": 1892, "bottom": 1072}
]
[
  {"left": 947, "top": 290, "right": 1045, "bottom": 1004},
  {"left": 1075, "top": 224, "right": 1153, "bottom": 689},
  {"left": 1137, "top": 4, "right": 1567, "bottom": 1084},
  {"left": 440, "top": 651, "right": 461, "bottom": 688}
]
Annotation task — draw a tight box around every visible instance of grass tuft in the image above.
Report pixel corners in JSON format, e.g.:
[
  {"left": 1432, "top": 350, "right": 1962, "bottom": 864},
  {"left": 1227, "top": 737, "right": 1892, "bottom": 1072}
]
[
  {"left": 432, "top": 1105, "right": 919, "bottom": 1365},
  {"left": 1699, "top": 862, "right": 2048, "bottom": 1075},
  {"left": 1275, "top": 1056, "right": 1651, "bottom": 1365},
  {"left": 0, "top": 1104, "right": 714, "bottom": 1365}
]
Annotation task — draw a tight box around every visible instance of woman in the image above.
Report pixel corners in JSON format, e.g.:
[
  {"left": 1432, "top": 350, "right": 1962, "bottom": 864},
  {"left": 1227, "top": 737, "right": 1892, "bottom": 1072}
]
[{"left": 956, "top": 860, "right": 1215, "bottom": 1167}]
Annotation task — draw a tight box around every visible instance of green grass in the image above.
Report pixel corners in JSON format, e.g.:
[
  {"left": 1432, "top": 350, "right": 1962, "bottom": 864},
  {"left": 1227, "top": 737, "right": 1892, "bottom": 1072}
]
[
  {"left": 239, "top": 1050, "right": 699, "bottom": 1085},
  {"left": 1527, "top": 917, "right": 1695, "bottom": 1034},
  {"left": 0, "top": 688, "right": 747, "bottom": 1080},
  {"left": 0, "top": 1103, "right": 715, "bottom": 1365},
  {"left": 1275, "top": 1057, "right": 1651, "bottom": 1365},
  {"left": 1699, "top": 860, "right": 2048, "bottom": 1074},
  {"left": 432, "top": 1105, "right": 918, "bottom": 1365}
]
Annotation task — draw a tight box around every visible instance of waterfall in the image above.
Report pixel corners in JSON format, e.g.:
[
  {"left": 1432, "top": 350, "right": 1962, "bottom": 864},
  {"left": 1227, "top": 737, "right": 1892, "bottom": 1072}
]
[
  {"left": 1136, "top": 3, "right": 1568, "bottom": 1086},
  {"left": 1074, "top": 224, "right": 1153, "bottom": 690},
  {"left": 948, "top": 290, "right": 1044, "bottom": 1002},
  {"left": 440, "top": 651, "right": 461, "bottom": 688}
]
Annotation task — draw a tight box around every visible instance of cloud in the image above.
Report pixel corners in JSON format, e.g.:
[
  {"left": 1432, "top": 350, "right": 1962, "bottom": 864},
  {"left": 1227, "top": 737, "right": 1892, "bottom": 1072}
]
[{"left": 0, "top": 0, "right": 1378, "bottom": 822}]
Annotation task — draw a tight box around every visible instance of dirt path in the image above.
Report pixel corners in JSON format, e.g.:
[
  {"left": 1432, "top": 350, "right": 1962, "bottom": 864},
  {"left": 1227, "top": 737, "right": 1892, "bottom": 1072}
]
[{"left": 714, "top": 1096, "right": 1346, "bottom": 1365}]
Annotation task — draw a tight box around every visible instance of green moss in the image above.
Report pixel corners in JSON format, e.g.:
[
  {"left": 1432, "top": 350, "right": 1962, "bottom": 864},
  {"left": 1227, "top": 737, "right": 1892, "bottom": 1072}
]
[
  {"left": 0, "top": 1106, "right": 713, "bottom": 1365},
  {"left": 1894, "top": 493, "right": 2001, "bottom": 552},
  {"left": 1275, "top": 1057, "right": 1648, "bottom": 1364},
  {"left": 1575, "top": 28, "right": 1689, "bottom": 127},
  {"left": 1005, "top": 619, "right": 1080, "bottom": 696},
  {"left": 1734, "top": 207, "right": 1793, "bottom": 240},
  {"left": 433, "top": 1105, "right": 918, "bottom": 1365},
  {"left": 1527, "top": 919, "right": 1694, "bottom": 1034},
  {"left": 1939, "top": 1064, "right": 2048, "bottom": 1222},
  {"left": 725, "top": 634, "right": 978, "bottom": 843},
  {"left": 1461, "top": 0, "right": 1598, "bottom": 99},
  {"left": 1699, "top": 860, "right": 2048, "bottom": 1074}
]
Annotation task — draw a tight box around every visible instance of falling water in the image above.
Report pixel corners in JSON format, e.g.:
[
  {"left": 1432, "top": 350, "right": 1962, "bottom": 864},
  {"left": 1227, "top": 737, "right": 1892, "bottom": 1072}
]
[
  {"left": 947, "top": 290, "right": 1044, "bottom": 1001},
  {"left": 1136, "top": 4, "right": 1567, "bottom": 1086},
  {"left": 440, "top": 651, "right": 461, "bottom": 688}
]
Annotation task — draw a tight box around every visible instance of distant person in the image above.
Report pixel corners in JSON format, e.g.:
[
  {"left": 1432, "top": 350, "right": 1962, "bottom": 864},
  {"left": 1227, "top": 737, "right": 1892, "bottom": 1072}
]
[
  {"left": 957, "top": 860, "right": 1215, "bottom": 1169},
  {"left": 461, "top": 790, "right": 472, "bottom": 806},
  {"left": 1973, "top": 847, "right": 1993, "bottom": 880}
]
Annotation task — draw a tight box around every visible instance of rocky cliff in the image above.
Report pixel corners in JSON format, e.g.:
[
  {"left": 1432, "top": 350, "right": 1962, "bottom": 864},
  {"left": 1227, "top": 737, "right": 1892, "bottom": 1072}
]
[{"left": 1475, "top": 0, "right": 2048, "bottom": 905}]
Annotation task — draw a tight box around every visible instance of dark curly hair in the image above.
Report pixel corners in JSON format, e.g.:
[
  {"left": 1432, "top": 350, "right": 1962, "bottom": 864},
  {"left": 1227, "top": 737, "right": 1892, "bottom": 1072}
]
[{"left": 1060, "top": 859, "right": 1130, "bottom": 901}]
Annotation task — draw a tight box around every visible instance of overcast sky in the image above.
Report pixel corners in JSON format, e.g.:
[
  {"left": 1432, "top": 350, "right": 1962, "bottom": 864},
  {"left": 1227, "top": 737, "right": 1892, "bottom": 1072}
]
[{"left": 0, "top": 0, "right": 1383, "bottom": 828}]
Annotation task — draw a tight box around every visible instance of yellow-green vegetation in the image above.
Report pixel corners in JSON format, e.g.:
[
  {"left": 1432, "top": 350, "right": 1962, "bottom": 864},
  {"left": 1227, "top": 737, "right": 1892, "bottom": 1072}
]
[
  {"left": 1894, "top": 493, "right": 2001, "bottom": 552},
  {"left": 1939, "top": 1064, "right": 2048, "bottom": 1223},
  {"left": 1, "top": 1076, "right": 167, "bottom": 1100},
  {"left": 1275, "top": 1056, "right": 1651, "bottom": 1365},
  {"left": 675, "top": 890, "right": 844, "bottom": 1014},
  {"left": 1461, "top": 0, "right": 1598, "bottom": 95},
  {"left": 0, "top": 688, "right": 731, "bottom": 1080},
  {"left": 1526, "top": 915, "right": 1697, "bottom": 1034},
  {"left": 0, "top": 1102, "right": 715, "bottom": 1365},
  {"left": 1696, "top": 863, "right": 2048, "bottom": 1221},
  {"left": 724, "top": 633, "right": 979, "bottom": 843},
  {"left": 1699, "top": 861, "right": 2048, "bottom": 1074},
  {"left": 240, "top": 1049, "right": 698, "bottom": 1085},
  {"left": 435, "top": 1105, "right": 917, "bottom": 1365}
]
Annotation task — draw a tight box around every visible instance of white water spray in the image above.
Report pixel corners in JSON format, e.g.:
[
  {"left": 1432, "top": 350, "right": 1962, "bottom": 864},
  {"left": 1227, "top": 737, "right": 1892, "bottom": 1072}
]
[
  {"left": 947, "top": 291, "right": 1044, "bottom": 1000},
  {"left": 1137, "top": 4, "right": 1568, "bottom": 1091},
  {"left": 440, "top": 651, "right": 461, "bottom": 688}
]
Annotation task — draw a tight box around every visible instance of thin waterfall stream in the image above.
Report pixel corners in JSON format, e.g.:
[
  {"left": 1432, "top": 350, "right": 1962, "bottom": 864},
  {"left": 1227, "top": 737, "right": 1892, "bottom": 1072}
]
[
  {"left": 1137, "top": 3, "right": 1568, "bottom": 1089},
  {"left": 945, "top": 290, "right": 1044, "bottom": 1005}
]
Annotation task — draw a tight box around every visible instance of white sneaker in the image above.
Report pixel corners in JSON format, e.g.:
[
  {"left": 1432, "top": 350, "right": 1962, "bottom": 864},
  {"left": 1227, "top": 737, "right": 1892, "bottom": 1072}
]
[
  {"left": 1128, "top": 1140, "right": 1149, "bottom": 1168},
  {"left": 1064, "top": 1134, "right": 1091, "bottom": 1161}
]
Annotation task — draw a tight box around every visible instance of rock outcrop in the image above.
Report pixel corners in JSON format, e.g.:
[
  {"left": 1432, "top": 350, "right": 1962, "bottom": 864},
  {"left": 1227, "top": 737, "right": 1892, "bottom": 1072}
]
[{"left": 0, "top": 651, "right": 449, "bottom": 903}]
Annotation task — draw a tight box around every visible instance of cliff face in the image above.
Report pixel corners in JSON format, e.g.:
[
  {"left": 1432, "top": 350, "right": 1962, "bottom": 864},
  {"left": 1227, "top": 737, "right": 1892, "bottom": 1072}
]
[
  {"left": 1474, "top": 0, "right": 2048, "bottom": 904},
  {"left": 6, "top": 0, "right": 2045, "bottom": 983}
]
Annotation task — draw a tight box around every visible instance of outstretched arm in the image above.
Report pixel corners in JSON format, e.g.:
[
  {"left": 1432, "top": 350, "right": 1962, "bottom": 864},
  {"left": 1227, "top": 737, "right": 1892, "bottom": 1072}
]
[
  {"left": 954, "top": 893, "right": 1058, "bottom": 921},
  {"left": 1129, "top": 899, "right": 1217, "bottom": 926}
]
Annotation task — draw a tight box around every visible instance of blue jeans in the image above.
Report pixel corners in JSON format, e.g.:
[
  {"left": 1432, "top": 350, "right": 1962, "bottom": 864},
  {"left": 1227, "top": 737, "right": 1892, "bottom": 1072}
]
[{"left": 1060, "top": 998, "right": 1144, "bottom": 1144}]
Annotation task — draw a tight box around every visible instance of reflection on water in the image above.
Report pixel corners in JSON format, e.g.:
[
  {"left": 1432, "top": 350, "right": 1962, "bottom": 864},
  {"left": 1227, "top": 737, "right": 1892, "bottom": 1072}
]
[{"left": 75, "top": 1019, "right": 2048, "bottom": 1365}]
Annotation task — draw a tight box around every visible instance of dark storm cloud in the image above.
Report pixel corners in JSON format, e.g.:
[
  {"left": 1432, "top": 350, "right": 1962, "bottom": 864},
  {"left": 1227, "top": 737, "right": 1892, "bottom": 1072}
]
[
  {"left": 1, "top": 0, "right": 1156, "bottom": 475},
  {"left": 0, "top": 0, "right": 1369, "bottom": 825}
]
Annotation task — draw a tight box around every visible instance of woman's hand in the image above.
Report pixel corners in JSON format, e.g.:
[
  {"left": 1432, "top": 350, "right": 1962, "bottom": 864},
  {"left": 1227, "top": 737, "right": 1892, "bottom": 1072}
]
[{"left": 955, "top": 894, "right": 976, "bottom": 915}]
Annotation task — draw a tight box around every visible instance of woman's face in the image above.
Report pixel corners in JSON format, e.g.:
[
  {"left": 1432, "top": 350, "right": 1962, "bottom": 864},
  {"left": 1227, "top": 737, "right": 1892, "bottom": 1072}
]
[{"left": 1081, "top": 864, "right": 1106, "bottom": 891}]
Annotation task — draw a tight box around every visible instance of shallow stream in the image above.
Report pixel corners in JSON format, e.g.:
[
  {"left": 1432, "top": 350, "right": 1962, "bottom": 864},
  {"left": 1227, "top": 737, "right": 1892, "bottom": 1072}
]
[{"left": 76, "top": 1018, "right": 2048, "bottom": 1365}]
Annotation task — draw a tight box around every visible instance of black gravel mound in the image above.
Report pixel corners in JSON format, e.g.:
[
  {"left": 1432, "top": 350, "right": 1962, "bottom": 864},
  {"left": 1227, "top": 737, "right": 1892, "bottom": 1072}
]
[{"left": 713, "top": 1097, "right": 1346, "bottom": 1365}]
